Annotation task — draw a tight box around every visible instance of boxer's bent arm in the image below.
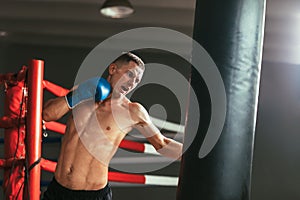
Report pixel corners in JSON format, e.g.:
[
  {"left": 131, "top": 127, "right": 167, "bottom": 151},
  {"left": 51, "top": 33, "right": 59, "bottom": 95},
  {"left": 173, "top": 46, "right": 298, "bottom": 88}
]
[
  {"left": 135, "top": 123, "right": 182, "bottom": 159},
  {"left": 131, "top": 103, "right": 182, "bottom": 159},
  {"left": 43, "top": 96, "right": 70, "bottom": 122}
]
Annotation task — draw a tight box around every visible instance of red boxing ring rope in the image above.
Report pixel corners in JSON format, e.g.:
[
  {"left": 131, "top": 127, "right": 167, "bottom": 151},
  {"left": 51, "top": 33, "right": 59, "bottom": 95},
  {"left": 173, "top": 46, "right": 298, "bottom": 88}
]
[{"left": 42, "top": 80, "right": 69, "bottom": 97}]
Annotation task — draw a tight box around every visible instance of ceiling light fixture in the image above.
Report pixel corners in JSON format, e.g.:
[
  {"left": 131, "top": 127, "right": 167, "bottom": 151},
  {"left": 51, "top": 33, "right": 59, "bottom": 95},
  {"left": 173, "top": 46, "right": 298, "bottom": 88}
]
[
  {"left": 0, "top": 30, "right": 8, "bottom": 37},
  {"left": 100, "top": 0, "right": 134, "bottom": 19}
]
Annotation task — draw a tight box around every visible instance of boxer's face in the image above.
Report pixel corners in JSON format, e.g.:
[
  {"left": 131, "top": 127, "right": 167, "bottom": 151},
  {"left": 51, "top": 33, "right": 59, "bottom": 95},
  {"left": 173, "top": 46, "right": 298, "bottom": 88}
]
[{"left": 109, "top": 61, "right": 144, "bottom": 96}]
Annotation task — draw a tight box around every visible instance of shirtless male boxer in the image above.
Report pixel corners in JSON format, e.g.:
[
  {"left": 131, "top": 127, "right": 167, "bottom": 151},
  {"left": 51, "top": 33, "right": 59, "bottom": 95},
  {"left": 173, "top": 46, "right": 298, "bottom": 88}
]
[{"left": 42, "top": 52, "right": 183, "bottom": 200}]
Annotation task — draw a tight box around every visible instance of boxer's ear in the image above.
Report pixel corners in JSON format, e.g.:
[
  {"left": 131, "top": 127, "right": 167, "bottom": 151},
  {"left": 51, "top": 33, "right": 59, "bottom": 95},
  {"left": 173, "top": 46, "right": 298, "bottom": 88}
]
[{"left": 108, "top": 63, "right": 118, "bottom": 75}]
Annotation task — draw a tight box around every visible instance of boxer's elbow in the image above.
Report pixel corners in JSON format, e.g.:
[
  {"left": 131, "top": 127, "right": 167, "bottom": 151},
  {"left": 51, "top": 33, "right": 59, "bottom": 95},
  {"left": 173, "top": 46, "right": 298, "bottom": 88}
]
[
  {"left": 42, "top": 97, "right": 68, "bottom": 121},
  {"left": 42, "top": 106, "right": 55, "bottom": 122},
  {"left": 150, "top": 134, "right": 168, "bottom": 151}
]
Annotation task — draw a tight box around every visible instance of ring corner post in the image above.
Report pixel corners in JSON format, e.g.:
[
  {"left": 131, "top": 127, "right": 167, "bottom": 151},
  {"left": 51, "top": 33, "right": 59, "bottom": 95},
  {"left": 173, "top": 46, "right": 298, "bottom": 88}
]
[{"left": 25, "top": 59, "right": 44, "bottom": 200}]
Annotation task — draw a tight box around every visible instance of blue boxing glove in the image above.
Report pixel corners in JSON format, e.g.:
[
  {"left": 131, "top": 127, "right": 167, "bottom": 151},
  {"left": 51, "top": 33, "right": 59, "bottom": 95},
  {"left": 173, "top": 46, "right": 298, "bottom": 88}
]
[{"left": 65, "top": 77, "right": 111, "bottom": 109}]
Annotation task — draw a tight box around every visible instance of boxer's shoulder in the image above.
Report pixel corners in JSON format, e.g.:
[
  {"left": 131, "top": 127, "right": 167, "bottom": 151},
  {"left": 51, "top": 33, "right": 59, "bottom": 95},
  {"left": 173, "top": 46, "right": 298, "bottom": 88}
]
[{"left": 128, "top": 102, "right": 150, "bottom": 123}]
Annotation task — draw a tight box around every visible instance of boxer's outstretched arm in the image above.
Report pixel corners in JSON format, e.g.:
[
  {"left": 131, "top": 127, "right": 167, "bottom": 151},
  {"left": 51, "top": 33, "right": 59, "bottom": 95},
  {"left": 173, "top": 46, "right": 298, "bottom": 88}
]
[
  {"left": 131, "top": 103, "right": 182, "bottom": 160},
  {"left": 43, "top": 96, "right": 70, "bottom": 122}
]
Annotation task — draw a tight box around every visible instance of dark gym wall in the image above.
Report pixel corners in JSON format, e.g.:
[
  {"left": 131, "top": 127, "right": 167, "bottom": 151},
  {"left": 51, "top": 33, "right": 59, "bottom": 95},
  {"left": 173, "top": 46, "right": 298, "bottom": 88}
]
[
  {"left": 251, "top": 61, "right": 300, "bottom": 200},
  {"left": 0, "top": 44, "right": 89, "bottom": 86}
]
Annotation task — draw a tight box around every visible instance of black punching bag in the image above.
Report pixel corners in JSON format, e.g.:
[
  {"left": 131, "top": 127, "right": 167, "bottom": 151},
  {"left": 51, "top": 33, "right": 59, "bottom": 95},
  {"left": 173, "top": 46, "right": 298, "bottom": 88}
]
[{"left": 177, "top": 0, "right": 266, "bottom": 199}]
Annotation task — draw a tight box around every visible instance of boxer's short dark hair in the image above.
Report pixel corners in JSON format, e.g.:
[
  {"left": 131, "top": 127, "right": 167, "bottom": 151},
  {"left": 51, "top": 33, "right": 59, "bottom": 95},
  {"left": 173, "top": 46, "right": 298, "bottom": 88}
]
[{"left": 113, "top": 52, "right": 145, "bottom": 70}]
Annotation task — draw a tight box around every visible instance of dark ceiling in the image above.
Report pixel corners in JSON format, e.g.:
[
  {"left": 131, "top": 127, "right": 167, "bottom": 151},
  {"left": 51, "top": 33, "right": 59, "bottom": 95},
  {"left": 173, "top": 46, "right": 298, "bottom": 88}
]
[{"left": 0, "top": 0, "right": 299, "bottom": 64}]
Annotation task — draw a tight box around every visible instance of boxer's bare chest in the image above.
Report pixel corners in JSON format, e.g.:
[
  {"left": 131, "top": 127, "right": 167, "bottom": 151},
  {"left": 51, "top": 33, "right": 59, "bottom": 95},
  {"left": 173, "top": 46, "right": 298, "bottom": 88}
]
[{"left": 95, "top": 99, "right": 134, "bottom": 135}]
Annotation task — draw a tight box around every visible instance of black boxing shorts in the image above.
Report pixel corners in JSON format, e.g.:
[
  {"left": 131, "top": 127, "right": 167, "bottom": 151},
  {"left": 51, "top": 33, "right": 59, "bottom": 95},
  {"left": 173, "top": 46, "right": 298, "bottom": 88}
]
[{"left": 42, "top": 177, "right": 112, "bottom": 200}]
